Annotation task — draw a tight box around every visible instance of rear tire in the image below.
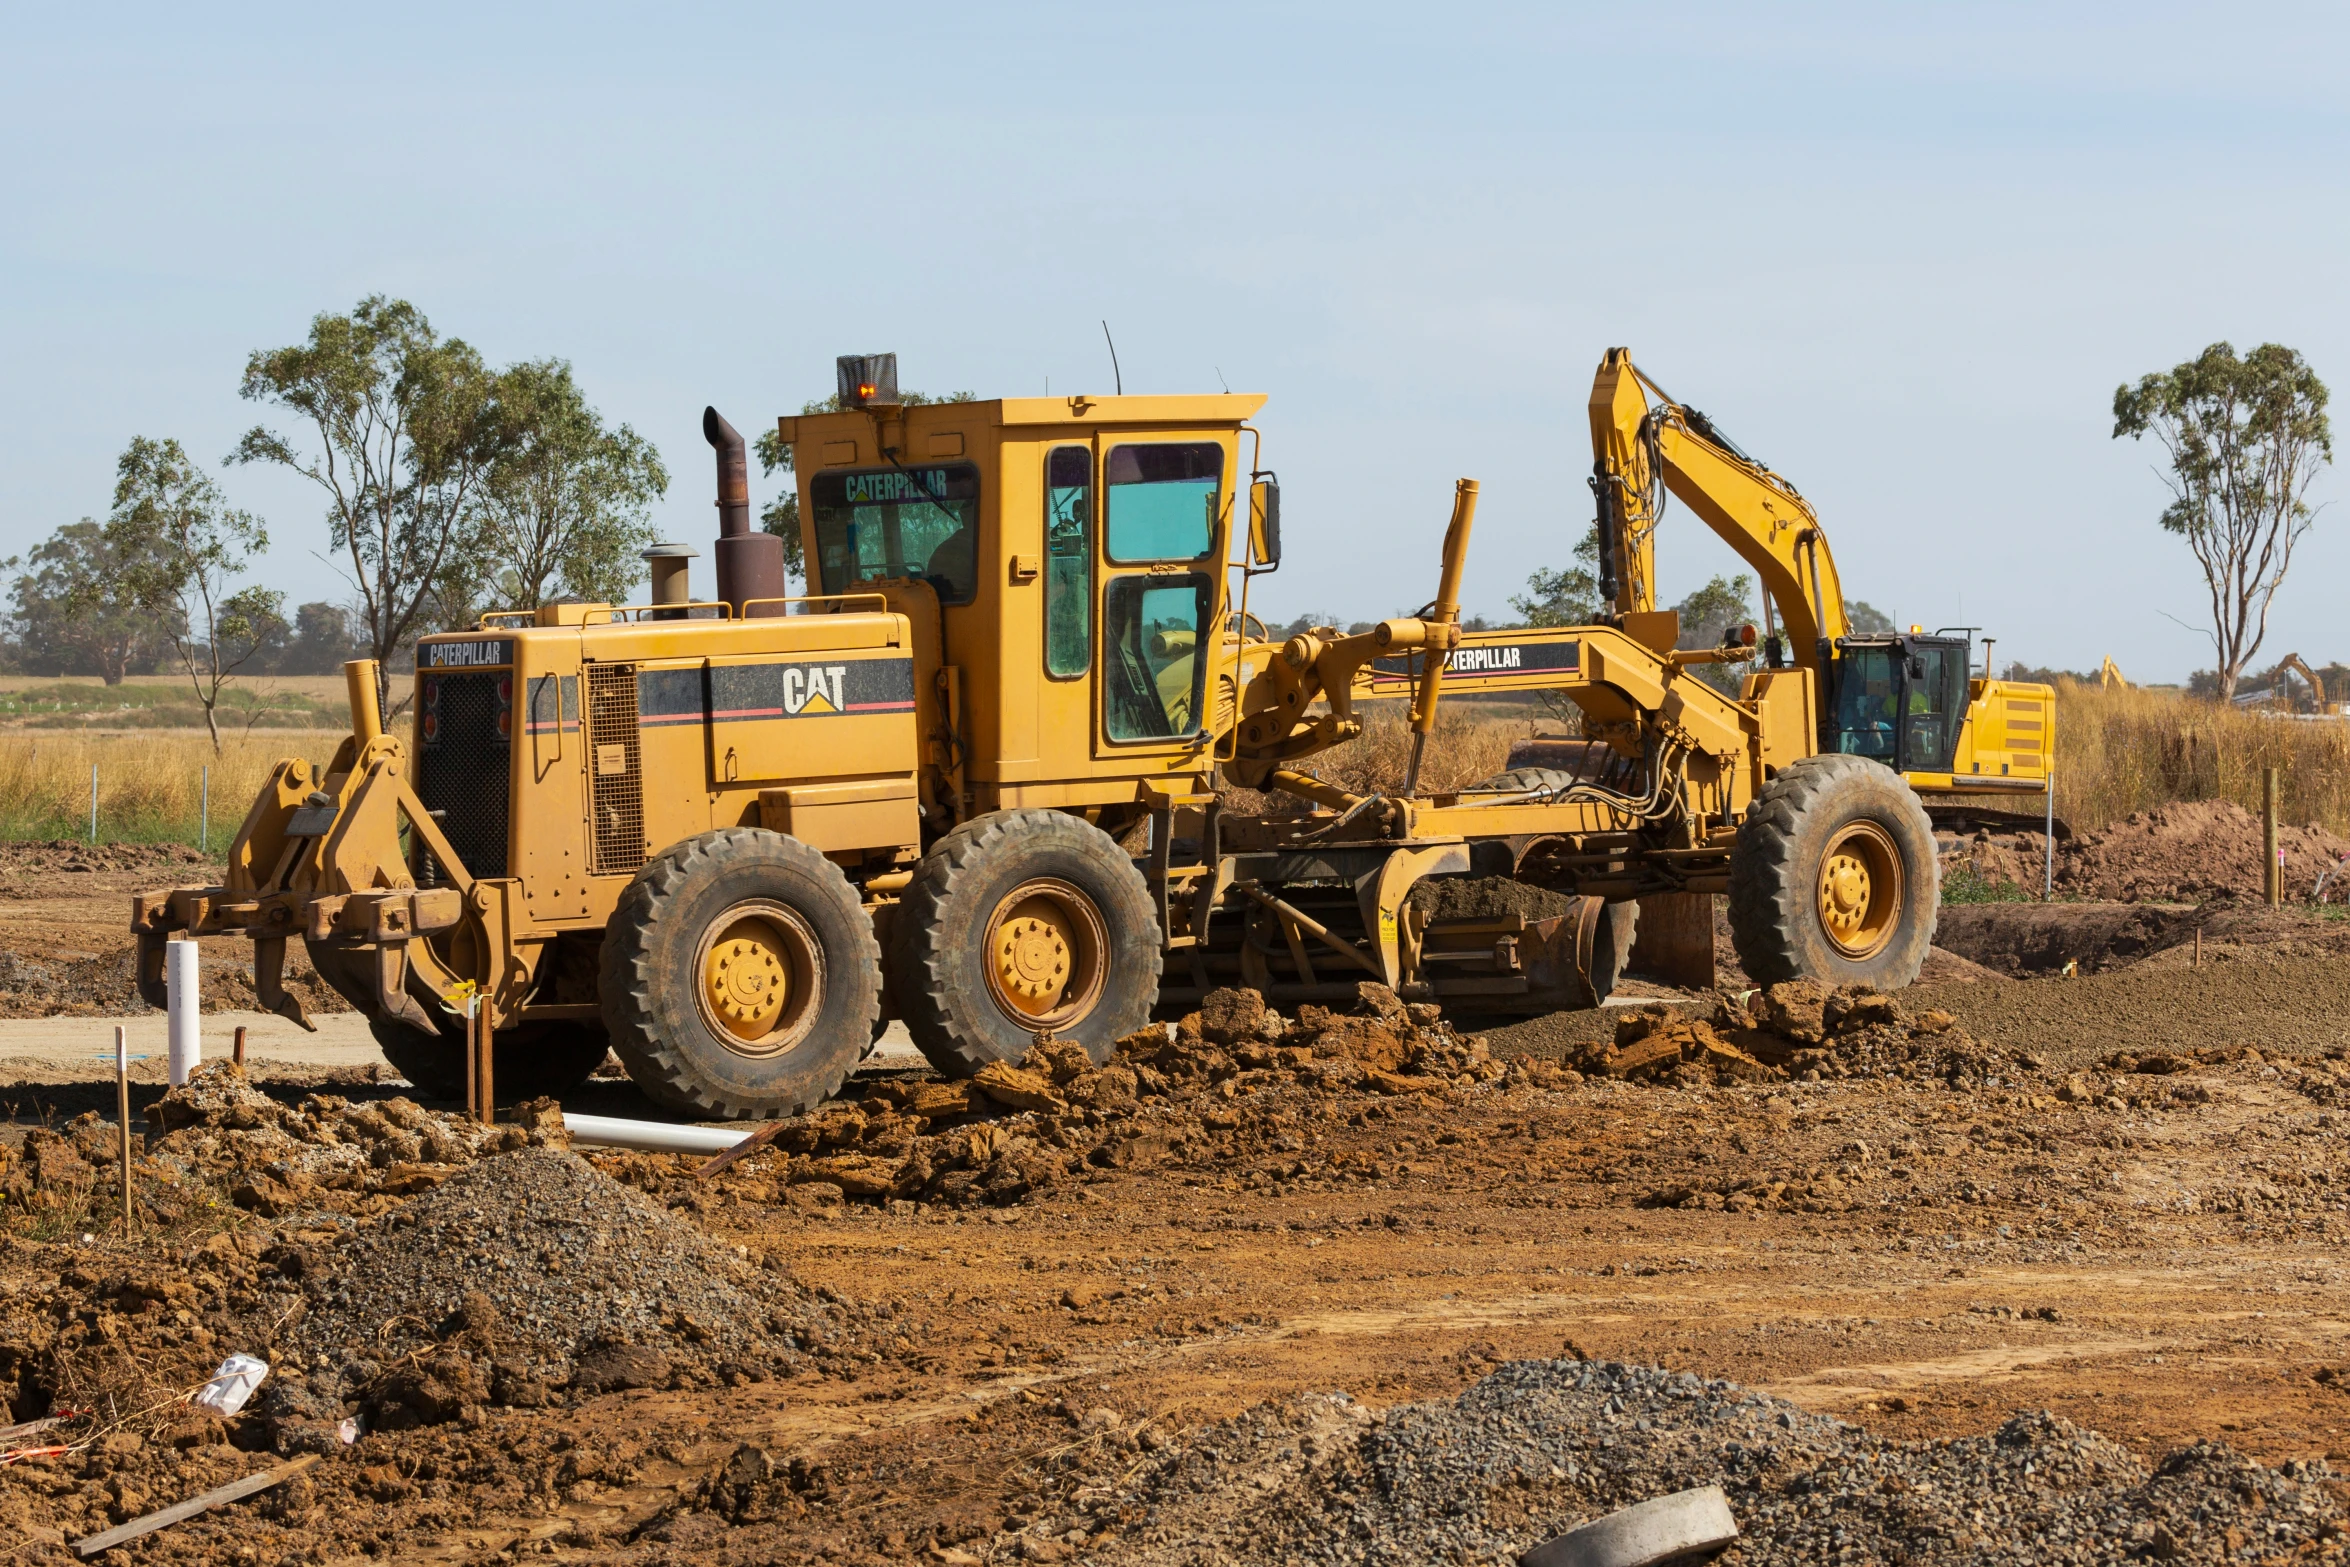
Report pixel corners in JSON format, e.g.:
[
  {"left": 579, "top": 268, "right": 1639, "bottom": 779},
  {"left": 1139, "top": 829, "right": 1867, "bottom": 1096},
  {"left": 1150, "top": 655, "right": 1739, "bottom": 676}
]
[
  {"left": 890, "top": 809, "right": 1160, "bottom": 1076},
  {"left": 601, "top": 828, "right": 881, "bottom": 1119},
  {"left": 1729, "top": 754, "right": 1938, "bottom": 988}
]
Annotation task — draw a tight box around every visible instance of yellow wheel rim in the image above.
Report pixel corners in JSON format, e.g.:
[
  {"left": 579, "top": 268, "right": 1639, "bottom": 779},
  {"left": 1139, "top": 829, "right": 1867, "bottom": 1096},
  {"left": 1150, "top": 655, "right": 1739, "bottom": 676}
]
[
  {"left": 694, "top": 900, "right": 823, "bottom": 1057},
  {"left": 984, "top": 878, "right": 1108, "bottom": 1031},
  {"left": 1815, "top": 820, "right": 1903, "bottom": 959}
]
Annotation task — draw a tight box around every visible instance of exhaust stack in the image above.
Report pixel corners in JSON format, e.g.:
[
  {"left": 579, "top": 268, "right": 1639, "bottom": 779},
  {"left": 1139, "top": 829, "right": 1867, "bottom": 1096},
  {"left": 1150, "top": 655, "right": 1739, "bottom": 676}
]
[{"left": 703, "top": 406, "right": 786, "bottom": 617}]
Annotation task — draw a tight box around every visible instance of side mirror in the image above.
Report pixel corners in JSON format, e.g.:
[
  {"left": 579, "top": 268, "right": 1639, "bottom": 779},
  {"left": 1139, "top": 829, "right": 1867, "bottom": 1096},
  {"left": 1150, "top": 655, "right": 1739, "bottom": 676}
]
[
  {"left": 1907, "top": 655, "right": 1926, "bottom": 679},
  {"left": 1250, "top": 476, "right": 1282, "bottom": 567}
]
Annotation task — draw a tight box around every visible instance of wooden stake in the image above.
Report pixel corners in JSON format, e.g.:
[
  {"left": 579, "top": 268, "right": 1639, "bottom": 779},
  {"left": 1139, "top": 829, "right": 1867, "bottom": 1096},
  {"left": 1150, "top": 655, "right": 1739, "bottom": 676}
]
[
  {"left": 232, "top": 1024, "right": 246, "bottom": 1067},
  {"left": 114, "top": 1025, "right": 132, "bottom": 1237},
  {"left": 73, "top": 1453, "right": 319, "bottom": 1557},
  {"left": 2195, "top": 926, "right": 2202, "bottom": 968},
  {"left": 471, "top": 995, "right": 496, "bottom": 1124}
]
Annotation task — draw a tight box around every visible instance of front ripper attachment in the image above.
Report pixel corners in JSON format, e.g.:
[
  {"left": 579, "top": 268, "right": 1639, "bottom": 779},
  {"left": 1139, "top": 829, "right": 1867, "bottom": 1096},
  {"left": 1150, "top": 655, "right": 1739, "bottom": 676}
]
[{"left": 130, "top": 658, "right": 477, "bottom": 1042}]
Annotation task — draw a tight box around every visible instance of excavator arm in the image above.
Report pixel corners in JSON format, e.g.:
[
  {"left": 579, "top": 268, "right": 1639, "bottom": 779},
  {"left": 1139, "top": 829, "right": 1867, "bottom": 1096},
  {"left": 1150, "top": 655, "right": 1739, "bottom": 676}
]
[{"left": 1589, "top": 348, "right": 1847, "bottom": 672}]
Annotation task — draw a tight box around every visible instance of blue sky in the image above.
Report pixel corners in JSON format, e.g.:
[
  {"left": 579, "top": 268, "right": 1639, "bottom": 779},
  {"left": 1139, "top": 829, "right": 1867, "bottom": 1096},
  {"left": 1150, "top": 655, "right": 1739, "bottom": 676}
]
[{"left": 4, "top": 3, "right": 2347, "bottom": 681}]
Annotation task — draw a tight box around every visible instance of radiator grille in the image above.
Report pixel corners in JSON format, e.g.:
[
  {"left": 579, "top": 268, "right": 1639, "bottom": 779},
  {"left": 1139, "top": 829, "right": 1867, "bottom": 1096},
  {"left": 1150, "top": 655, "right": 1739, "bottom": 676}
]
[
  {"left": 585, "top": 664, "right": 646, "bottom": 874},
  {"left": 415, "top": 670, "right": 512, "bottom": 882}
]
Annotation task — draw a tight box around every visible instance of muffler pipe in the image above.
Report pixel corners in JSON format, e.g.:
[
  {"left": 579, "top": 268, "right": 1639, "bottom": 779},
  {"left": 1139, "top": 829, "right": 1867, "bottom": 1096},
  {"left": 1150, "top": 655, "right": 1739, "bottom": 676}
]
[{"left": 704, "top": 406, "right": 786, "bottom": 617}]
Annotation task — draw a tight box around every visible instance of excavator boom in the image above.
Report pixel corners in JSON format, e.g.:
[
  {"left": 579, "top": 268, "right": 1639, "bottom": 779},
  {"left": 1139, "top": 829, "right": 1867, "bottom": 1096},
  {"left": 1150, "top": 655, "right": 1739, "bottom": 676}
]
[{"left": 1589, "top": 348, "right": 1847, "bottom": 670}]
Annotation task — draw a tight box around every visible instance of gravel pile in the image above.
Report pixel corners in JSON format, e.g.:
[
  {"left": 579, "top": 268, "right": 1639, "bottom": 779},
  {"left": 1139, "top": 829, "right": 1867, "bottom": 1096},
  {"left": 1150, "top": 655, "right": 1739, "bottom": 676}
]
[
  {"left": 289, "top": 1149, "right": 829, "bottom": 1372},
  {"left": 1107, "top": 1359, "right": 2341, "bottom": 1565}
]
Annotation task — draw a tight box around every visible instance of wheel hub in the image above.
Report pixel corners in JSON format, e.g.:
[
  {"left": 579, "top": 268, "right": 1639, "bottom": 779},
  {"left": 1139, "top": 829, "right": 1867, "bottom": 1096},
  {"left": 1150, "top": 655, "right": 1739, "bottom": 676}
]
[
  {"left": 1814, "top": 821, "right": 1903, "bottom": 959},
  {"left": 694, "top": 903, "right": 823, "bottom": 1055},
  {"left": 708, "top": 931, "right": 788, "bottom": 1033},
  {"left": 982, "top": 879, "right": 1109, "bottom": 1028},
  {"left": 995, "top": 913, "right": 1073, "bottom": 1003}
]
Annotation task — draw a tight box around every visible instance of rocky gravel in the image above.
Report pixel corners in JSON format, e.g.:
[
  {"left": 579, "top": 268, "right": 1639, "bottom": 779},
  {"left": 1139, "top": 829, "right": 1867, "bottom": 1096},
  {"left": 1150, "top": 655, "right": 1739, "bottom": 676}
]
[
  {"left": 1111, "top": 1359, "right": 2346, "bottom": 1566},
  {"left": 281, "top": 1150, "right": 856, "bottom": 1420}
]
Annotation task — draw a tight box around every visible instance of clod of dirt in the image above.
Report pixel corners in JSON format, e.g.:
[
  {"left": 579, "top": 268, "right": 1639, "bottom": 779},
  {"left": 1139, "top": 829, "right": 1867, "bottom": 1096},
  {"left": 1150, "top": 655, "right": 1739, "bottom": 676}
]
[
  {"left": 1556, "top": 983, "right": 2026, "bottom": 1093},
  {"left": 1105, "top": 1358, "right": 2343, "bottom": 1566}
]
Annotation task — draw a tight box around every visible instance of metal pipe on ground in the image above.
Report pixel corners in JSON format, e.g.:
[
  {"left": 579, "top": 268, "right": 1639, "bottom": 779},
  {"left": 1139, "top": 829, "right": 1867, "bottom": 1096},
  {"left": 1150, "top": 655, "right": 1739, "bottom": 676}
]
[{"left": 562, "top": 1114, "right": 760, "bottom": 1156}]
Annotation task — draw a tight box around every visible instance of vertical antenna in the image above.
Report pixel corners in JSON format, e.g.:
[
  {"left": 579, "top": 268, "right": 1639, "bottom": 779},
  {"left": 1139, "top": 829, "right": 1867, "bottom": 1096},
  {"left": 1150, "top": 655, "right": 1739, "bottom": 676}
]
[
  {"left": 1101, "top": 320, "right": 1122, "bottom": 395},
  {"left": 1215, "top": 365, "right": 1229, "bottom": 393}
]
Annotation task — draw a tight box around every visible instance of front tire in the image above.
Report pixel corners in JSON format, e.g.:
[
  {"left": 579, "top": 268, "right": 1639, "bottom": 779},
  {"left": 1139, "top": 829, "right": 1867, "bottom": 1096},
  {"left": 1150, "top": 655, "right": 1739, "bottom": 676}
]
[
  {"left": 890, "top": 809, "right": 1160, "bottom": 1076},
  {"left": 601, "top": 828, "right": 881, "bottom": 1119},
  {"left": 1728, "top": 754, "right": 1938, "bottom": 988}
]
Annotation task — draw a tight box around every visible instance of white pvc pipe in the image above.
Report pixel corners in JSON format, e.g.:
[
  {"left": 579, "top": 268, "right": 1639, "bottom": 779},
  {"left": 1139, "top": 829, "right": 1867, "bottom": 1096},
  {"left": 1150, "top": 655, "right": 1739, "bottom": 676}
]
[
  {"left": 561, "top": 1113, "right": 755, "bottom": 1154},
  {"left": 166, "top": 938, "right": 201, "bottom": 1086}
]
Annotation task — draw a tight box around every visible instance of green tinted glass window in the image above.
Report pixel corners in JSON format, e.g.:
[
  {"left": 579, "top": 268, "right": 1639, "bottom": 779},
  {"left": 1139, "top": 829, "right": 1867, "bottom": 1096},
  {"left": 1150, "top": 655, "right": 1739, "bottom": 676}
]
[
  {"left": 1105, "top": 443, "right": 1220, "bottom": 563},
  {"left": 809, "top": 463, "right": 981, "bottom": 605},
  {"left": 1832, "top": 646, "right": 1898, "bottom": 761},
  {"left": 1045, "top": 446, "right": 1091, "bottom": 678},
  {"left": 1103, "top": 574, "right": 1212, "bottom": 740}
]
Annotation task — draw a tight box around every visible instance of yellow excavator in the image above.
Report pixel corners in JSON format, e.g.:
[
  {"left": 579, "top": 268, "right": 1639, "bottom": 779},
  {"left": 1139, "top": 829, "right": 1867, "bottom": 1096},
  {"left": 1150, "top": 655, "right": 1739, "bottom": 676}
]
[
  {"left": 2279, "top": 653, "right": 2331, "bottom": 715},
  {"left": 1583, "top": 349, "right": 2053, "bottom": 798}
]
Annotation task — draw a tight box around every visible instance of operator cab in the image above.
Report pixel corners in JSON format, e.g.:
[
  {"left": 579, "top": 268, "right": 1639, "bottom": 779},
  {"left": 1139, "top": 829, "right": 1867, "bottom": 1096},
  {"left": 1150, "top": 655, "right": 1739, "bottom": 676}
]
[{"left": 1825, "top": 634, "right": 1971, "bottom": 774}]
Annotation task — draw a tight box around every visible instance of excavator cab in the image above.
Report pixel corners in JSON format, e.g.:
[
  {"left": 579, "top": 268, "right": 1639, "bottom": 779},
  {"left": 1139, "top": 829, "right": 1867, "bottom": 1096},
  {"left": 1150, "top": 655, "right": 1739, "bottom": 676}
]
[{"left": 1824, "top": 634, "right": 1972, "bottom": 774}]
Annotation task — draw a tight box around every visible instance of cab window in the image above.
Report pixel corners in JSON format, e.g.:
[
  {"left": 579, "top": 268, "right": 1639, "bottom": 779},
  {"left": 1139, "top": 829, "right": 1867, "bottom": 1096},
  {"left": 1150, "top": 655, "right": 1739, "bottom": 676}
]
[
  {"left": 1104, "top": 575, "right": 1212, "bottom": 740},
  {"left": 809, "top": 463, "right": 981, "bottom": 605},
  {"left": 1044, "top": 446, "right": 1091, "bottom": 678},
  {"left": 1105, "top": 443, "right": 1220, "bottom": 562},
  {"left": 1832, "top": 647, "right": 1898, "bottom": 761},
  {"left": 1900, "top": 644, "right": 1967, "bottom": 772}
]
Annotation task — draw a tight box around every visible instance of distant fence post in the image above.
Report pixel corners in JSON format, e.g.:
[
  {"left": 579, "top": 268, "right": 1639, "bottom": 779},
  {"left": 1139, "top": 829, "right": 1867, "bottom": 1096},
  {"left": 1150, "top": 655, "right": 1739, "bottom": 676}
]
[
  {"left": 89, "top": 763, "right": 98, "bottom": 843},
  {"left": 2265, "top": 767, "right": 2282, "bottom": 906},
  {"left": 2044, "top": 770, "right": 2055, "bottom": 899},
  {"left": 200, "top": 765, "right": 209, "bottom": 854}
]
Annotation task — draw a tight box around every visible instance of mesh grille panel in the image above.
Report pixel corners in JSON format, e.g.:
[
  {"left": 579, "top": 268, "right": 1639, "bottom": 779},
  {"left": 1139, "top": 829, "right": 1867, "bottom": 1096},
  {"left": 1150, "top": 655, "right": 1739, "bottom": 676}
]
[
  {"left": 586, "top": 664, "right": 645, "bottom": 874},
  {"left": 416, "top": 670, "right": 512, "bottom": 882}
]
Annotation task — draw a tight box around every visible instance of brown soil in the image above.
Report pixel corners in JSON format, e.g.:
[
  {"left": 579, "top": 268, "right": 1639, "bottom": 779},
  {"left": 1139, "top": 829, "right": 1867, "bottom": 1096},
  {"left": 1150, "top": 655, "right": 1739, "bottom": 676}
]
[
  {"left": 0, "top": 842, "right": 346, "bottom": 1020},
  {"left": 1936, "top": 899, "right": 2350, "bottom": 977},
  {"left": 1948, "top": 798, "right": 2350, "bottom": 903},
  {"left": 8, "top": 987, "right": 2350, "bottom": 1562},
  {"left": 9, "top": 834, "right": 2350, "bottom": 1559}
]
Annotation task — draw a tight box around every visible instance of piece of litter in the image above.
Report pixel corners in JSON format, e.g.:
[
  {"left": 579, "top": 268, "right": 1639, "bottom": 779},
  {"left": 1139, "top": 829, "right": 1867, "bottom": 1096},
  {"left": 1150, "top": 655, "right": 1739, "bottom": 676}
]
[
  {"left": 190, "top": 1354, "right": 269, "bottom": 1417},
  {"left": 336, "top": 1417, "right": 361, "bottom": 1445}
]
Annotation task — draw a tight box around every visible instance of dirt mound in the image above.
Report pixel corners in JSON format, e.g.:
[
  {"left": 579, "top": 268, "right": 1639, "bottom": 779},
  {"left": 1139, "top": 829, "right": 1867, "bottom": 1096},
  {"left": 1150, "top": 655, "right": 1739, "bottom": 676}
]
[
  {"left": 1947, "top": 799, "right": 2350, "bottom": 903},
  {"left": 0, "top": 942, "right": 351, "bottom": 1020},
  {"left": 1109, "top": 1359, "right": 2339, "bottom": 1566},
  {"left": 0, "top": 838, "right": 215, "bottom": 887},
  {"left": 674, "top": 984, "right": 1515, "bottom": 1215},
  {"left": 1559, "top": 981, "right": 2021, "bottom": 1093},
  {"left": 1937, "top": 899, "right": 2350, "bottom": 977},
  {"left": 0, "top": 1061, "right": 552, "bottom": 1229}
]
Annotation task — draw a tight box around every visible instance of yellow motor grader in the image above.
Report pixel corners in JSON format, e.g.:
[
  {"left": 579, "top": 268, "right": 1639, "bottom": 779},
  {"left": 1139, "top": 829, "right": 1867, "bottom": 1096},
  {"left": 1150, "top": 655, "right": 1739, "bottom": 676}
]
[{"left": 134, "top": 351, "right": 2053, "bottom": 1118}]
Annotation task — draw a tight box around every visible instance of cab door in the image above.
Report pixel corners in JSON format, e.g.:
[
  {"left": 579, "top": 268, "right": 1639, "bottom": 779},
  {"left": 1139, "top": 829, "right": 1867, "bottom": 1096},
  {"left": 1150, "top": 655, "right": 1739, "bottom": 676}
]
[{"left": 1092, "top": 435, "right": 1232, "bottom": 758}]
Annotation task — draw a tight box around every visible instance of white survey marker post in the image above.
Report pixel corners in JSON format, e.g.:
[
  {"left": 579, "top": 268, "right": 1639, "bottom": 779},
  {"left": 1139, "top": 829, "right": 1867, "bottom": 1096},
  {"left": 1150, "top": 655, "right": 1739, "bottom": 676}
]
[{"left": 166, "top": 937, "right": 201, "bottom": 1086}]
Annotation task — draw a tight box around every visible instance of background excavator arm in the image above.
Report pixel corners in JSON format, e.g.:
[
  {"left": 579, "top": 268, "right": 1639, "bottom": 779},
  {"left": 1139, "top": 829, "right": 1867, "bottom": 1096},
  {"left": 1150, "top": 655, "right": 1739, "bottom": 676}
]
[{"left": 1588, "top": 347, "right": 1848, "bottom": 673}]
